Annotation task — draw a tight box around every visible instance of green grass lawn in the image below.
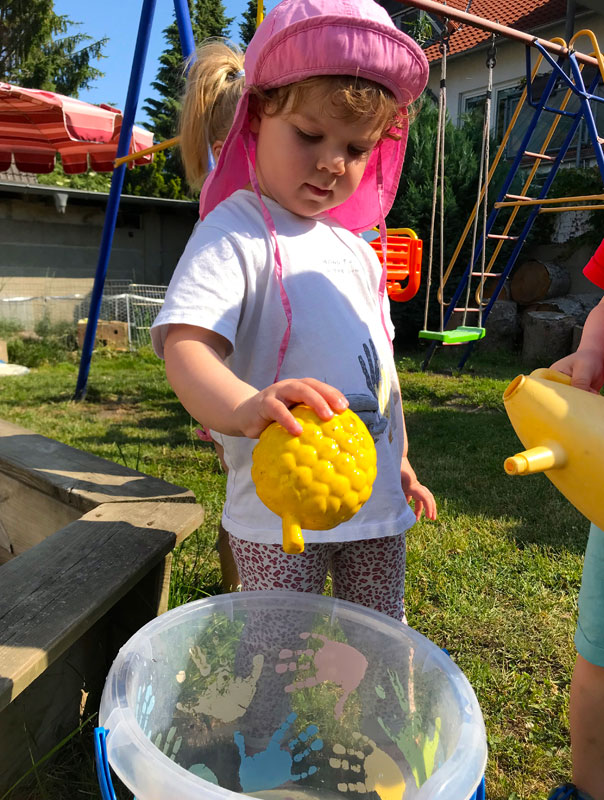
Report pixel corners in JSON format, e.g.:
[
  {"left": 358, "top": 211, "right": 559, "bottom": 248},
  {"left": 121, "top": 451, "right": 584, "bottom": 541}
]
[{"left": 0, "top": 344, "right": 586, "bottom": 800}]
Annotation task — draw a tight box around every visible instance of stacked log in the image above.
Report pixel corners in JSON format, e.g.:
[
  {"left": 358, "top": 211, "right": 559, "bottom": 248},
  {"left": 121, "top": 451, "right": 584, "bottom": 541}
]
[
  {"left": 510, "top": 260, "right": 571, "bottom": 305},
  {"left": 522, "top": 311, "right": 575, "bottom": 363},
  {"left": 479, "top": 300, "right": 520, "bottom": 352},
  {"left": 509, "top": 260, "right": 601, "bottom": 363}
]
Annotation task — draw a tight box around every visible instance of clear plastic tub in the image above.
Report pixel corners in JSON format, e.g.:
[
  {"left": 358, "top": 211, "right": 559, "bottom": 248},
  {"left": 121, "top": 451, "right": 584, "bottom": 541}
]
[{"left": 98, "top": 591, "right": 487, "bottom": 800}]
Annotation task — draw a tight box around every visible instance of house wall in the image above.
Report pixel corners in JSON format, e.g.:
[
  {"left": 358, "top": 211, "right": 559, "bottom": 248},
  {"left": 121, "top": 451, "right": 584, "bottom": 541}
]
[
  {"left": 0, "top": 192, "right": 198, "bottom": 286},
  {"left": 426, "top": 13, "right": 604, "bottom": 126}
]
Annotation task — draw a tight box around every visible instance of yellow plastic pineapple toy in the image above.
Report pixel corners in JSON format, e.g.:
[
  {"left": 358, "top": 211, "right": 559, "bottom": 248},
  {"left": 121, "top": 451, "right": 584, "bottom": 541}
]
[{"left": 252, "top": 404, "right": 378, "bottom": 554}]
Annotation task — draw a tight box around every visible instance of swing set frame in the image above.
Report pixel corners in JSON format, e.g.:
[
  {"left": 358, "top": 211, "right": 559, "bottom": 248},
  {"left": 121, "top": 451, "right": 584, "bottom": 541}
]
[{"left": 397, "top": 0, "right": 604, "bottom": 363}]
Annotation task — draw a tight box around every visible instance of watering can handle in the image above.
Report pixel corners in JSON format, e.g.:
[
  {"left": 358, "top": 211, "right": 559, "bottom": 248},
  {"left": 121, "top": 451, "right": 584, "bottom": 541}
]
[
  {"left": 94, "top": 727, "right": 118, "bottom": 800},
  {"left": 531, "top": 367, "right": 572, "bottom": 385}
]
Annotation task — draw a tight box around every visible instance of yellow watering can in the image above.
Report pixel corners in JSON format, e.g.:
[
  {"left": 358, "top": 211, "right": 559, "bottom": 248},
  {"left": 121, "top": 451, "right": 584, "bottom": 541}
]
[
  {"left": 252, "top": 404, "right": 377, "bottom": 554},
  {"left": 503, "top": 367, "right": 604, "bottom": 530}
]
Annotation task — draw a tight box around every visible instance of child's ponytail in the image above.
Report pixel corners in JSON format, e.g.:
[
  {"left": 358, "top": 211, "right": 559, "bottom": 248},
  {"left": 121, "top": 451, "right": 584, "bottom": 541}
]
[{"left": 179, "top": 39, "right": 245, "bottom": 190}]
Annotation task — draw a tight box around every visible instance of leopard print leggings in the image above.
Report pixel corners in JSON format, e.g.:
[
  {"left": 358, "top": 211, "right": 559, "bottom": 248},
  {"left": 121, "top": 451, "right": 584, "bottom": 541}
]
[{"left": 228, "top": 533, "right": 407, "bottom": 621}]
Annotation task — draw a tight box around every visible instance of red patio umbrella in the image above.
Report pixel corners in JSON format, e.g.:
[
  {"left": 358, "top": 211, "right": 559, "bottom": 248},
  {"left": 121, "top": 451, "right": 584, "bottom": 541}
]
[{"left": 0, "top": 82, "right": 154, "bottom": 174}]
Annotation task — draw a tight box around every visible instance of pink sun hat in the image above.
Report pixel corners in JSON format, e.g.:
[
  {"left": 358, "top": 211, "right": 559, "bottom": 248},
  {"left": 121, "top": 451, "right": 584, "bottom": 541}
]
[{"left": 199, "top": 0, "right": 429, "bottom": 233}]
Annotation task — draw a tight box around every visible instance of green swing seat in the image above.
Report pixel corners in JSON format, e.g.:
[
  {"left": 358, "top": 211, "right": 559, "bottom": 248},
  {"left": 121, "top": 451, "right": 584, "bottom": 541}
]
[{"left": 418, "top": 326, "right": 486, "bottom": 344}]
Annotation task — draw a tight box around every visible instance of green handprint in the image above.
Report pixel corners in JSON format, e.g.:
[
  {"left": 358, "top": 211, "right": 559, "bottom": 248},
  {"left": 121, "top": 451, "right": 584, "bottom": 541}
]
[
  {"left": 189, "top": 762, "right": 219, "bottom": 783},
  {"left": 375, "top": 669, "right": 441, "bottom": 788},
  {"left": 153, "top": 725, "right": 183, "bottom": 762}
]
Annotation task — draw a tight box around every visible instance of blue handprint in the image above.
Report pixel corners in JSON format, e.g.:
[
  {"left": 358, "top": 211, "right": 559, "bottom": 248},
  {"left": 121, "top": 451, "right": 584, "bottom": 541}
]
[
  {"left": 135, "top": 683, "right": 155, "bottom": 737},
  {"left": 235, "top": 712, "right": 323, "bottom": 793}
]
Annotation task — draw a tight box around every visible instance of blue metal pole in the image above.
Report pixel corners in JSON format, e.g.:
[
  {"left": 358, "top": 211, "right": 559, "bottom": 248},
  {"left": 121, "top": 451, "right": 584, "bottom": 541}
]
[
  {"left": 173, "top": 0, "right": 197, "bottom": 62},
  {"left": 74, "top": 0, "right": 157, "bottom": 400}
]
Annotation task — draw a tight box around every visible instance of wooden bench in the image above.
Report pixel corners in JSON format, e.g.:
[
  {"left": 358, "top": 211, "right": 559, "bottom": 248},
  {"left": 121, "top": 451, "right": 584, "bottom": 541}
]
[{"left": 0, "top": 418, "right": 204, "bottom": 792}]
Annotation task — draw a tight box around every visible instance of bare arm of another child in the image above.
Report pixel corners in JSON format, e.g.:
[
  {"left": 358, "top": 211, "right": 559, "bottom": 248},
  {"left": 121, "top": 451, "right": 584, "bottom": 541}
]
[
  {"left": 550, "top": 297, "right": 604, "bottom": 393},
  {"left": 163, "top": 323, "right": 349, "bottom": 438}
]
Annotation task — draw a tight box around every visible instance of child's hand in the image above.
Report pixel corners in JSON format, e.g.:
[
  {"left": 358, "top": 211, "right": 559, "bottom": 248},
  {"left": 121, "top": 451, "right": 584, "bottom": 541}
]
[
  {"left": 400, "top": 457, "right": 437, "bottom": 521},
  {"left": 404, "top": 482, "right": 437, "bottom": 521},
  {"left": 234, "top": 378, "right": 349, "bottom": 438},
  {"left": 550, "top": 349, "right": 604, "bottom": 394}
]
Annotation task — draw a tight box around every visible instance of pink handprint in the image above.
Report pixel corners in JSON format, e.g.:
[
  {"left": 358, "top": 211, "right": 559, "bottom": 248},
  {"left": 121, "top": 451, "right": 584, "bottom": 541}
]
[{"left": 276, "top": 633, "right": 368, "bottom": 720}]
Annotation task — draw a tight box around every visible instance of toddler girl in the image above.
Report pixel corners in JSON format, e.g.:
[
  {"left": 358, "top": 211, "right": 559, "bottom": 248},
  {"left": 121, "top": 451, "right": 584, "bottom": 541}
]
[
  {"left": 179, "top": 38, "right": 246, "bottom": 592},
  {"left": 152, "top": 0, "right": 436, "bottom": 621}
]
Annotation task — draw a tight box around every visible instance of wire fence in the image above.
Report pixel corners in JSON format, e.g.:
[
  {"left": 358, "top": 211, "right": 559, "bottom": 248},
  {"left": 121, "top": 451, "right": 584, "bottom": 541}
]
[{"left": 0, "top": 278, "right": 167, "bottom": 349}]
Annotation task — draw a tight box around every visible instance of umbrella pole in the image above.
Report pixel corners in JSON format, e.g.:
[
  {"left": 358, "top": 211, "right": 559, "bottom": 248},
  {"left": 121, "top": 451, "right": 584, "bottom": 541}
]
[{"left": 74, "top": 0, "right": 158, "bottom": 400}]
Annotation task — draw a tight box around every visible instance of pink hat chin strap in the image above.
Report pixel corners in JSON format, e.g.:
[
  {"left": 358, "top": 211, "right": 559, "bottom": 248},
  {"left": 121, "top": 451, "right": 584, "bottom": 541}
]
[
  {"left": 376, "top": 145, "right": 394, "bottom": 355},
  {"left": 241, "top": 131, "right": 393, "bottom": 385},
  {"left": 242, "top": 128, "right": 292, "bottom": 383}
]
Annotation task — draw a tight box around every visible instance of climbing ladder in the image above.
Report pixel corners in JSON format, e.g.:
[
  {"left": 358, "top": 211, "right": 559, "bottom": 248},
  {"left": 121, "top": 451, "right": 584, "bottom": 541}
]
[{"left": 422, "top": 30, "right": 604, "bottom": 370}]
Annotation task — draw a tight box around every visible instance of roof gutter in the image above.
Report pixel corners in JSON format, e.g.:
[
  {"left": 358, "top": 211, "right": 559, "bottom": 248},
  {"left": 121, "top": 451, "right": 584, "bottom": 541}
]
[
  {"left": 432, "top": 10, "right": 595, "bottom": 64},
  {"left": 398, "top": 0, "right": 600, "bottom": 66},
  {"left": 0, "top": 180, "right": 197, "bottom": 211}
]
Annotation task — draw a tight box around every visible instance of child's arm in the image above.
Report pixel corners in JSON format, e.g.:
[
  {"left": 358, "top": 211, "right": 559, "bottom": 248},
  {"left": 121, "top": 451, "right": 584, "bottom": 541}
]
[
  {"left": 399, "top": 409, "right": 437, "bottom": 521},
  {"left": 550, "top": 297, "right": 604, "bottom": 393},
  {"left": 164, "top": 323, "right": 349, "bottom": 438}
]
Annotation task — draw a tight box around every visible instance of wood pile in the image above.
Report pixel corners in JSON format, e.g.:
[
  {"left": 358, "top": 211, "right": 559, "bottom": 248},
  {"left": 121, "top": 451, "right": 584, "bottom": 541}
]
[{"left": 505, "top": 260, "right": 600, "bottom": 363}]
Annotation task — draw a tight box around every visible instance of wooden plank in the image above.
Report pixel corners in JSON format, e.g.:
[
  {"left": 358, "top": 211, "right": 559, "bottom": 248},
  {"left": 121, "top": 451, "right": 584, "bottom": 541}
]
[
  {"left": 0, "top": 417, "right": 197, "bottom": 512},
  {"left": 0, "top": 500, "right": 203, "bottom": 712},
  {"left": 0, "top": 619, "right": 111, "bottom": 794},
  {"left": 0, "top": 470, "right": 82, "bottom": 558}
]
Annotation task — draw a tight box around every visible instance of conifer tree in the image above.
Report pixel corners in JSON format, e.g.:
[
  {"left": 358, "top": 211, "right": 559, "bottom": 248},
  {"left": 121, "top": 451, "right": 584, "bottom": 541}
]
[
  {"left": 125, "top": 0, "right": 232, "bottom": 199},
  {"left": 239, "top": 0, "right": 258, "bottom": 47},
  {"left": 0, "top": 0, "right": 106, "bottom": 96}
]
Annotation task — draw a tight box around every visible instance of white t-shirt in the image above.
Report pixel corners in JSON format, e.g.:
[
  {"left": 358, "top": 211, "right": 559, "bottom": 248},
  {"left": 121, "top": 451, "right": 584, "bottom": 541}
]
[{"left": 152, "top": 190, "right": 416, "bottom": 544}]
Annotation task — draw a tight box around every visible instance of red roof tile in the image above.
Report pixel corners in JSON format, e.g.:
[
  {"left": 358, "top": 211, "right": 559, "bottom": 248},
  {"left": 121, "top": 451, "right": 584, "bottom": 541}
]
[{"left": 422, "top": 0, "right": 568, "bottom": 61}]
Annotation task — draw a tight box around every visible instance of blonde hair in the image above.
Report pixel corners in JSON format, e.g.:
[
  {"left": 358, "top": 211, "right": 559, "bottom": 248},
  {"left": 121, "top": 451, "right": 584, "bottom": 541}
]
[
  {"left": 179, "top": 39, "right": 245, "bottom": 189},
  {"left": 253, "top": 76, "right": 404, "bottom": 140}
]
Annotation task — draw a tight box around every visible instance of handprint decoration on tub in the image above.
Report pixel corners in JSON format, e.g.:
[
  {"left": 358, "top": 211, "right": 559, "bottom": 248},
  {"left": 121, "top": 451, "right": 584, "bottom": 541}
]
[
  {"left": 329, "top": 733, "right": 405, "bottom": 800},
  {"left": 176, "top": 645, "right": 264, "bottom": 723},
  {"left": 135, "top": 683, "right": 155, "bottom": 738},
  {"left": 275, "top": 633, "right": 368, "bottom": 720},
  {"left": 188, "top": 762, "right": 219, "bottom": 784},
  {"left": 235, "top": 712, "right": 323, "bottom": 793},
  {"left": 375, "top": 670, "right": 441, "bottom": 787},
  {"left": 152, "top": 725, "right": 183, "bottom": 762}
]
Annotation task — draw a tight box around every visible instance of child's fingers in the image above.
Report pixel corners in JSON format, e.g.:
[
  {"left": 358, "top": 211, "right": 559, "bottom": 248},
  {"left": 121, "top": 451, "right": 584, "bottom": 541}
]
[
  {"left": 411, "top": 498, "right": 424, "bottom": 521},
  {"left": 253, "top": 379, "right": 348, "bottom": 436},
  {"left": 272, "top": 379, "right": 348, "bottom": 424},
  {"left": 286, "top": 378, "right": 349, "bottom": 416},
  {"left": 569, "top": 360, "right": 602, "bottom": 393},
  {"left": 406, "top": 486, "right": 437, "bottom": 521}
]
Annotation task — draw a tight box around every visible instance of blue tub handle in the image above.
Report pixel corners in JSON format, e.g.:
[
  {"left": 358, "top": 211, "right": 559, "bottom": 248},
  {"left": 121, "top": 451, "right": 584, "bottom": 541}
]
[
  {"left": 473, "top": 775, "right": 486, "bottom": 799},
  {"left": 94, "top": 727, "right": 117, "bottom": 800}
]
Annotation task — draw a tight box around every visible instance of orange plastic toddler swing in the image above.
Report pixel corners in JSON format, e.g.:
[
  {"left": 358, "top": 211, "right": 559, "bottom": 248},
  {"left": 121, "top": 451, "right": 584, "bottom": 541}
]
[{"left": 368, "top": 227, "right": 423, "bottom": 302}]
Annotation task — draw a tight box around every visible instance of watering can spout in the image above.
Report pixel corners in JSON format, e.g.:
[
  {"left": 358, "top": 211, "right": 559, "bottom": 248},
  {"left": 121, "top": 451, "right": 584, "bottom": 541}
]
[
  {"left": 503, "top": 367, "right": 603, "bottom": 529},
  {"left": 504, "top": 443, "right": 567, "bottom": 475}
]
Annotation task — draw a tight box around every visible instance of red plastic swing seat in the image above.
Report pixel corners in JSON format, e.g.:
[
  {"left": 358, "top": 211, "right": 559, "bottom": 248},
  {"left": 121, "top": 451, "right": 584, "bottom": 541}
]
[{"left": 368, "top": 227, "right": 423, "bottom": 302}]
